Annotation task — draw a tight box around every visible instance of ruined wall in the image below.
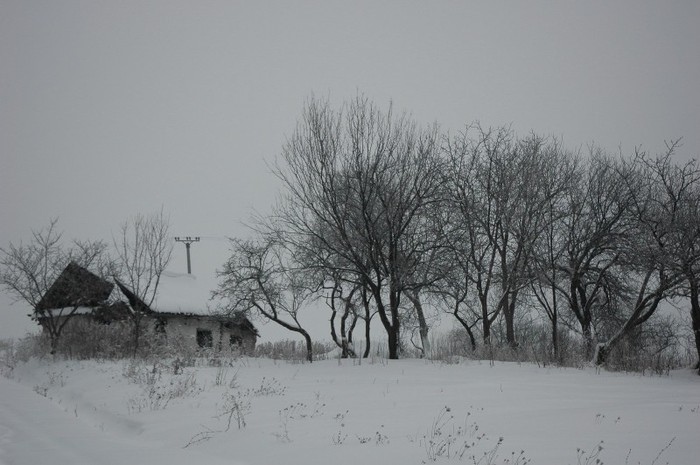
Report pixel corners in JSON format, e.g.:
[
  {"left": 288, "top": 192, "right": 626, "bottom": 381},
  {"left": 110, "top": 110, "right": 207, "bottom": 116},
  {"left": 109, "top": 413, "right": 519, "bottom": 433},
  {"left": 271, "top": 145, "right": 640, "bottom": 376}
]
[{"left": 152, "top": 314, "right": 256, "bottom": 354}]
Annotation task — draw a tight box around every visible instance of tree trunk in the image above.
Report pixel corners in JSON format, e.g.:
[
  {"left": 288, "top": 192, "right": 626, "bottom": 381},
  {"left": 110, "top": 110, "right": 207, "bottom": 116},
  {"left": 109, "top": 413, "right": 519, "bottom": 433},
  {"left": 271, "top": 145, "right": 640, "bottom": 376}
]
[
  {"left": 570, "top": 275, "right": 594, "bottom": 358},
  {"left": 347, "top": 312, "right": 358, "bottom": 348},
  {"left": 500, "top": 247, "right": 518, "bottom": 349},
  {"left": 363, "top": 316, "right": 371, "bottom": 359},
  {"left": 480, "top": 294, "right": 491, "bottom": 345},
  {"left": 256, "top": 303, "right": 314, "bottom": 363},
  {"left": 593, "top": 283, "right": 665, "bottom": 367},
  {"left": 49, "top": 333, "right": 59, "bottom": 356},
  {"left": 452, "top": 307, "right": 477, "bottom": 352},
  {"left": 504, "top": 293, "right": 517, "bottom": 348},
  {"left": 688, "top": 278, "right": 700, "bottom": 375},
  {"left": 593, "top": 342, "right": 608, "bottom": 366},
  {"left": 482, "top": 318, "right": 491, "bottom": 345},
  {"left": 388, "top": 290, "right": 401, "bottom": 359},
  {"left": 373, "top": 284, "right": 401, "bottom": 360},
  {"left": 406, "top": 291, "right": 430, "bottom": 358},
  {"left": 329, "top": 285, "right": 357, "bottom": 358},
  {"left": 329, "top": 290, "right": 348, "bottom": 358},
  {"left": 582, "top": 322, "right": 594, "bottom": 359},
  {"left": 329, "top": 306, "right": 340, "bottom": 351},
  {"left": 339, "top": 300, "right": 356, "bottom": 358},
  {"left": 387, "top": 325, "right": 399, "bottom": 359},
  {"left": 551, "top": 282, "right": 559, "bottom": 362},
  {"left": 551, "top": 309, "right": 559, "bottom": 362},
  {"left": 301, "top": 329, "right": 313, "bottom": 363},
  {"left": 361, "top": 286, "right": 372, "bottom": 358}
]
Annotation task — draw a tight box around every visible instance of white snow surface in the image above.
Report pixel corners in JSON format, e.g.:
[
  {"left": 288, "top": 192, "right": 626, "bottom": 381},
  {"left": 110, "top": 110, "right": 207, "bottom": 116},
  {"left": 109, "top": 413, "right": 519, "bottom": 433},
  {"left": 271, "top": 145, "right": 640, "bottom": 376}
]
[{"left": 1, "top": 357, "right": 699, "bottom": 465}]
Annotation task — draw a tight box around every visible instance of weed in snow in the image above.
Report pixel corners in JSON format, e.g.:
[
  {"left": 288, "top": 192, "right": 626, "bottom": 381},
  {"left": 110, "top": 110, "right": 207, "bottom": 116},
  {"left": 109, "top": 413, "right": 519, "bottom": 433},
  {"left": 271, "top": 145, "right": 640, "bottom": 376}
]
[
  {"left": 219, "top": 390, "right": 251, "bottom": 430},
  {"left": 33, "top": 384, "right": 49, "bottom": 397},
  {"left": 32, "top": 368, "right": 68, "bottom": 399},
  {"left": 332, "top": 410, "right": 349, "bottom": 445},
  {"left": 374, "top": 425, "right": 390, "bottom": 445},
  {"left": 46, "top": 369, "right": 66, "bottom": 387},
  {"left": 577, "top": 437, "right": 676, "bottom": 465},
  {"left": 187, "top": 375, "right": 290, "bottom": 448},
  {"left": 576, "top": 441, "right": 605, "bottom": 465},
  {"left": 214, "top": 365, "right": 228, "bottom": 387},
  {"left": 274, "top": 397, "right": 327, "bottom": 443},
  {"left": 122, "top": 359, "right": 163, "bottom": 386},
  {"left": 622, "top": 437, "right": 676, "bottom": 465},
  {"left": 677, "top": 405, "right": 699, "bottom": 413},
  {"left": 248, "top": 376, "right": 287, "bottom": 397},
  {"left": 126, "top": 366, "right": 202, "bottom": 414},
  {"left": 184, "top": 388, "right": 252, "bottom": 448},
  {"left": 420, "top": 406, "right": 530, "bottom": 464}
]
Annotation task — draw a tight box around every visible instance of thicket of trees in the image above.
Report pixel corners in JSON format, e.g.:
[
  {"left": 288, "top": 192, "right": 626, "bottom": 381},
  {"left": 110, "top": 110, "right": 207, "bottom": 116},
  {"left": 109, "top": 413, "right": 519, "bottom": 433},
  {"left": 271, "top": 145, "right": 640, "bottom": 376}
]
[
  {"left": 216, "top": 96, "right": 700, "bottom": 372},
  {"left": 3, "top": 97, "right": 698, "bottom": 372}
]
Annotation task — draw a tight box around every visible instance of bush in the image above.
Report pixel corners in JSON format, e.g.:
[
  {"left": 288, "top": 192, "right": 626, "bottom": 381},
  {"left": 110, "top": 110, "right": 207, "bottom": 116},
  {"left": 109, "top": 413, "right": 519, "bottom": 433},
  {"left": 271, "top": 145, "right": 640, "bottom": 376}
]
[
  {"left": 604, "top": 317, "right": 685, "bottom": 375},
  {"left": 425, "top": 316, "right": 688, "bottom": 374},
  {"left": 14, "top": 333, "right": 50, "bottom": 362},
  {"left": 254, "top": 340, "right": 335, "bottom": 361},
  {"left": 57, "top": 318, "right": 134, "bottom": 359}
]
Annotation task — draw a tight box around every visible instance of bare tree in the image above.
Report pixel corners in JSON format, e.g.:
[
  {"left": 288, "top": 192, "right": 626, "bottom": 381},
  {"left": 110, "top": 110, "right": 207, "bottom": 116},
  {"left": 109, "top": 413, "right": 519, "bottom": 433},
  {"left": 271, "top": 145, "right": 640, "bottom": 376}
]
[
  {"left": 612, "top": 144, "right": 700, "bottom": 371},
  {"left": 676, "top": 183, "right": 700, "bottom": 372},
  {"left": 531, "top": 151, "right": 637, "bottom": 359},
  {"left": 592, "top": 144, "right": 691, "bottom": 365},
  {"left": 443, "top": 125, "right": 565, "bottom": 349},
  {"left": 0, "top": 218, "right": 111, "bottom": 353},
  {"left": 527, "top": 148, "right": 581, "bottom": 360},
  {"left": 215, "top": 233, "right": 315, "bottom": 362},
  {"left": 273, "top": 95, "right": 443, "bottom": 359},
  {"left": 112, "top": 208, "right": 173, "bottom": 355},
  {"left": 499, "top": 134, "right": 572, "bottom": 347},
  {"left": 650, "top": 151, "right": 700, "bottom": 373},
  {"left": 432, "top": 233, "right": 479, "bottom": 351},
  {"left": 443, "top": 125, "right": 505, "bottom": 345}
]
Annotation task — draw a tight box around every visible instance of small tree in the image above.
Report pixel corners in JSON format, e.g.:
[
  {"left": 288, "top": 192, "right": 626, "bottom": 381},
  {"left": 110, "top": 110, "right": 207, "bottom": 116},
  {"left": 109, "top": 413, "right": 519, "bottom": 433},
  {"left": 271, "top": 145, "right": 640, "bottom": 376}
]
[
  {"left": 432, "top": 235, "right": 479, "bottom": 352},
  {"left": 112, "top": 209, "right": 173, "bottom": 355},
  {"left": 215, "top": 233, "right": 315, "bottom": 362},
  {"left": 0, "top": 218, "right": 112, "bottom": 353}
]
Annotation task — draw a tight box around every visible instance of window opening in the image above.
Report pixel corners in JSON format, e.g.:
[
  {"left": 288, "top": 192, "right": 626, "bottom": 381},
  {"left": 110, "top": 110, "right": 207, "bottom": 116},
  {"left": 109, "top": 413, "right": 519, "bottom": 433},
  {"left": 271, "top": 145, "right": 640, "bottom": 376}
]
[{"left": 196, "top": 328, "right": 213, "bottom": 348}]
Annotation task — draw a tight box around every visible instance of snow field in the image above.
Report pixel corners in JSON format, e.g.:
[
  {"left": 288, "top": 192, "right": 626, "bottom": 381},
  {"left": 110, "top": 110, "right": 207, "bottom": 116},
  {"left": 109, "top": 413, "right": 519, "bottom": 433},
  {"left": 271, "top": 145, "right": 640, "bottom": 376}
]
[{"left": 1, "top": 357, "right": 699, "bottom": 465}]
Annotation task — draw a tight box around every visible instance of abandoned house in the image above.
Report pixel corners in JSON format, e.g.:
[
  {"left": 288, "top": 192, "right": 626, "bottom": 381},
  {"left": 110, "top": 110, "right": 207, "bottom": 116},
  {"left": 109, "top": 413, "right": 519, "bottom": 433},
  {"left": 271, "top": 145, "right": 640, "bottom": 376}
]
[{"left": 35, "top": 262, "right": 258, "bottom": 353}]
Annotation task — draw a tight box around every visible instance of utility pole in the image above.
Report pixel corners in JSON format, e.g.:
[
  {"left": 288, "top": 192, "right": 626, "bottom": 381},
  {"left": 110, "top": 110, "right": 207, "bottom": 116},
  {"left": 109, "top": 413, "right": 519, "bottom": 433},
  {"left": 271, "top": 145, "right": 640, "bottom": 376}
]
[{"left": 174, "top": 236, "right": 200, "bottom": 274}]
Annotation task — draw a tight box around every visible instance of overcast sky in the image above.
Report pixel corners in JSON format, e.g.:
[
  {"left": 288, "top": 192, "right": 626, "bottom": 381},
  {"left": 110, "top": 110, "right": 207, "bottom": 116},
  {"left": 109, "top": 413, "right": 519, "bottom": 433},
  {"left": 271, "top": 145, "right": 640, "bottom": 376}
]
[{"left": 2, "top": 1, "right": 699, "bottom": 341}]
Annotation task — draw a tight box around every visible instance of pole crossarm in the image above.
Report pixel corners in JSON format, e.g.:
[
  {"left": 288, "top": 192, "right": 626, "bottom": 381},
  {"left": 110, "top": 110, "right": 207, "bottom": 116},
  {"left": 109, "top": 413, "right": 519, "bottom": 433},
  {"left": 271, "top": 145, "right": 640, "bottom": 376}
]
[{"left": 174, "top": 236, "right": 200, "bottom": 274}]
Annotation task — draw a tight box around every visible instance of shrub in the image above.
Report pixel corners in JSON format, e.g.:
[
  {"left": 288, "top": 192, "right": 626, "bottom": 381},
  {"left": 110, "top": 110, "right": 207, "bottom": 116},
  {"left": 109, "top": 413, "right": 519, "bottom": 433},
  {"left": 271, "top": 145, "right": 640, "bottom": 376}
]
[
  {"left": 254, "top": 340, "right": 334, "bottom": 361},
  {"left": 57, "top": 318, "right": 134, "bottom": 359}
]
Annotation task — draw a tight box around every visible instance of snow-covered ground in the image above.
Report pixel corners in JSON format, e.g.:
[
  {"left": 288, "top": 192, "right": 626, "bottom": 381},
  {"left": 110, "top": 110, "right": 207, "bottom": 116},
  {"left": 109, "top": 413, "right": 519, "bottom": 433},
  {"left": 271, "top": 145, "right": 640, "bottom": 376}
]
[{"left": 1, "top": 356, "right": 699, "bottom": 465}]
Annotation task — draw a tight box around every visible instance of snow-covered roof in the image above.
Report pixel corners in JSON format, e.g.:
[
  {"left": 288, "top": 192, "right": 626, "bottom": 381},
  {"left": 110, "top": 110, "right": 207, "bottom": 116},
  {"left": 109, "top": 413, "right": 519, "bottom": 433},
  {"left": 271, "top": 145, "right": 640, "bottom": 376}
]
[
  {"left": 40, "top": 268, "right": 225, "bottom": 318},
  {"left": 150, "top": 271, "right": 215, "bottom": 316},
  {"left": 42, "top": 307, "right": 97, "bottom": 316}
]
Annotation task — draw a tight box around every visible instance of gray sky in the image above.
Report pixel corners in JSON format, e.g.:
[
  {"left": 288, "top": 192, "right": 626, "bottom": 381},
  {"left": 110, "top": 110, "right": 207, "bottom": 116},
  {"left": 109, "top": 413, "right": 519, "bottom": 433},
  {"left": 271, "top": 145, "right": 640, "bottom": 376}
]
[{"left": 2, "top": 1, "right": 699, "bottom": 341}]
